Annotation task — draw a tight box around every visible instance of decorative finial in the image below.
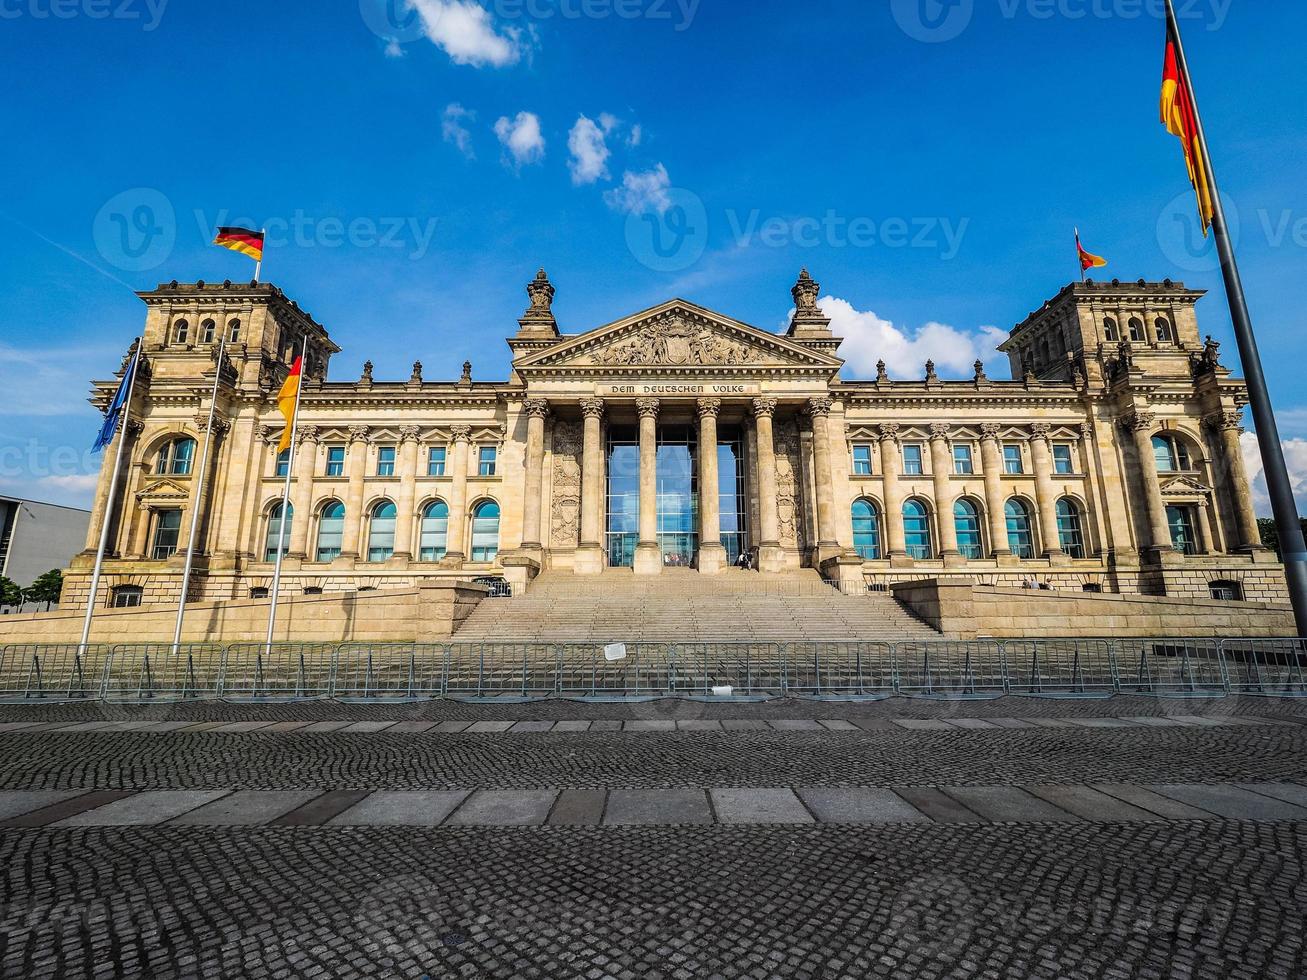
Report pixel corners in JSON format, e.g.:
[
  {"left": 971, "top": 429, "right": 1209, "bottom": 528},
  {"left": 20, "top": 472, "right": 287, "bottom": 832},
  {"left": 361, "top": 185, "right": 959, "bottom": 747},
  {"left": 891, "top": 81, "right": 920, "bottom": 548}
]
[
  {"left": 410, "top": 360, "right": 423, "bottom": 384},
  {"left": 876, "top": 359, "right": 889, "bottom": 383},
  {"left": 361, "top": 360, "right": 373, "bottom": 384},
  {"left": 791, "top": 268, "right": 821, "bottom": 314},
  {"left": 973, "top": 359, "right": 987, "bottom": 383},
  {"left": 924, "top": 360, "right": 938, "bottom": 383},
  {"left": 526, "top": 269, "right": 555, "bottom": 314},
  {"left": 460, "top": 360, "right": 473, "bottom": 385}
]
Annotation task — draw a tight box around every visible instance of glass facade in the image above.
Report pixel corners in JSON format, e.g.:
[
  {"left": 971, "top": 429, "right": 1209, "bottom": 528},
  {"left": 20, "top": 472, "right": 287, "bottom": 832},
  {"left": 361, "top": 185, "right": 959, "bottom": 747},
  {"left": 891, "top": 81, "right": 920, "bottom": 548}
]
[
  {"left": 471, "top": 500, "right": 500, "bottom": 561},
  {"left": 316, "top": 502, "right": 345, "bottom": 561},
  {"left": 954, "top": 499, "right": 984, "bottom": 559},
  {"left": 655, "top": 426, "right": 698, "bottom": 567},
  {"left": 264, "top": 503, "right": 292, "bottom": 562},
  {"left": 717, "top": 431, "right": 749, "bottom": 565},
  {"left": 903, "top": 499, "right": 932, "bottom": 560},
  {"left": 852, "top": 499, "right": 880, "bottom": 560},
  {"left": 368, "top": 502, "right": 397, "bottom": 562},
  {"left": 152, "top": 508, "right": 183, "bottom": 560},
  {"left": 606, "top": 428, "right": 640, "bottom": 567},
  {"left": 1056, "top": 498, "right": 1086, "bottom": 558},
  {"left": 1005, "top": 499, "right": 1035, "bottom": 558},
  {"left": 1167, "top": 504, "right": 1199, "bottom": 555},
  {"left": 420, "top": 500, "right": 449, "bottom": 561}
]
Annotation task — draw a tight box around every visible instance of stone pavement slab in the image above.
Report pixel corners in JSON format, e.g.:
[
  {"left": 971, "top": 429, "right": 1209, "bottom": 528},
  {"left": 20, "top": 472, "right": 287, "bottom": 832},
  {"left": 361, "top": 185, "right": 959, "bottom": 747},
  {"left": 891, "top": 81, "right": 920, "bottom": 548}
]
[
  {"left": 1025, "top": 785, "right": 1160, "bottom": 823},
  {"left": 892, "top": 719, "right": 954, "bottom": 731},
  {"left": 624, "top": 720, "right": 675, "bottom": 732},
  {"left": 1025, "top": 718, "right": 1078, "bottom": 728},
  {"left": 447, "top": 790, "right": 558, "bottom": 826},
  {"left": 301, "top": 721, "right": 352, "bottom": 733},
  {"left": 768, "top": 720, "right": 823, "bottom": 731},
  {"left": 466, "top": 721, "right": 514, "bottom": 733},
  {"left": 509, "top": 721, "right": 555, "bottom": 733},
  {"left": 170, "top": 791, "right": 321, "bottom": 826},
  {"left": 341, "top": 722, "right": 395, "bottom": 733},
  {"left": 947, "top": 719, "right": 999, "bottom": 730},
  {"left": 55, "top": 790, "right": 230, "bottom": 827},
  {"left": 551, "top": 721, "right": 592, "bottom": 732},
  {"left": 1148, "top": 784, "right": 1307, "bottom": 821},
  {"left": 709, "top": 788, "right": 813, "bottom": 825},
  {"left": 385, "top": 721, "right": 437, "bottom": 733},
  {"left": 818, "top": 720, "right": 858, "bottom": 731},
  {"left": 1121, "top": 716, "right": 1187, "bottom": 727},
  {"left": 270, "top": 790, "right": 370, "bottom": 826},
  {"left": 797, "top": 788, "right": 928, "bottom": 824},
  {"left": 677, "top": 720, "right": 722, "bottom": 731},
  {"left": 434, "top": 721, "right": 472, "bottom": 733},
  {"left": 604, "top": 789, "right": 712, "bottom": 825},
  {"left": 546, "top": 789, "right": 606, "bottom": 825},
  {"left": 895, "top": 786, "right": 987, "bottom": 823},
  {"left": 329, "top": 791, "right": 470, "bottom": 826},
  {"left": 0, "top": 790, "right": 135, "bottom": 827},
  {"left": 988, "top": 718, "right": 1037, "bottom": 729},
  {"left": 212, "top": 722, "right": 275, "bottom": 732},
  {"left": 1237, "top": 783, "right": 1307, "bottom": 809},
  {"left": 944, "top": 786, "right": 1081, "bottom": 823},
  {"left": 0, "top": 791, "right": 84, "bottom": 821},
  {"left": 1069, "top": 718, "right": 1139, "bottom": 729},
  {"left": 1091, "top": 784, "right": 1217, "bottom": 820},
  {"left": 720, "top": 720, "right": 770, "bottom": 731}
]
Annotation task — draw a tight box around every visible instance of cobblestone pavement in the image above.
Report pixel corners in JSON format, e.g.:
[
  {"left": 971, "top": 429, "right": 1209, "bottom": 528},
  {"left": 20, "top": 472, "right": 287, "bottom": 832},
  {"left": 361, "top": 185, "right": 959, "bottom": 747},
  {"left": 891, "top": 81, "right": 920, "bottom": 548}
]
[{"left": 1, "top": 699, "right": 1305, "bottom": 978}]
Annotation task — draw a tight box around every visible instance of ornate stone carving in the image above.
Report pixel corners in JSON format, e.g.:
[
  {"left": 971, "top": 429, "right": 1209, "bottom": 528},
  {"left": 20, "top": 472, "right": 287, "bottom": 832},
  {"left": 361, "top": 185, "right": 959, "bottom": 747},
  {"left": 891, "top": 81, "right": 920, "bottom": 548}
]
[
  {"left": 360, "top": 361, "right": 373, "bottom": 385},
  {"left": 526, "top": 269, "right": 555, "bottom": 315},
  {"left": 806, "top": 396, "right": 833, "bottom": 418},
  {"left": 549, "top": 420, "right": 583, "bottom": 548},
  {"left": 697, "top": 398, "right": 722, "bottom": 420},
  {"left": 1204, "top": 410, "right": 1244, "bottom": 433},
  {"left": 256, "top": 424, "right": 275, "bottom": 445},
  {"left": 592, "top": 315, "right": 759, "bottom": 367},
  {"left": 579, "top": 398, "right": 605, "bottom": 420},
  {"left": 1119, "top": 412, "right": 1156, "bottom": 434},
  {"left": 1028, "top": 423, "right": 1052, "bottom": 443},
  {"left": 973, "top": 359, "right": 987, "bottom": 383},
  {"left": 751, "top": 397, "right": 778, "bottom": 419},
  {"left": 929, "top": 422, "right": 952, "bottom": 442},
  {"left": 450, "top": 425, "right": 473, "bottom": 443},
  {"left": 773, "top": 420, "right": 806, "bottom": 551},
  {"left": 1079, "top": 422, "right": 1095, "bottom": 442},
  {"left": 460, "top": 361, "right": 473, "bottom": 385},
  {"left": 877, "top": 422, "right": 902, "bottom": 443},
  {"left": 194, "top": 413, "right": 231, "bottom": 437},
  {"left": 876, "top": 360, "right": 889, "bottom": 383},
  {"left": 409, "top": 361, "right": 423, "bottom": 384},
  {"left": 348, "top": 425, "right": 373, "bottom": 444},
  {"left": 791, "top": 268, "right": 822, "bottom": 314},
  {"left": 924, "top": 360, "right": 939, "bottom": 384},
  {"left": 398, "top": 425, "right": 421, "bottom": 444},
  {"left": 523, "top": 398, "right": 552, "bottom": 420},
  {"left": 979, "top": 422, "right": 1002, "bottom": 441},
  {"left": 636, "top": 398, "right": 660, "bottom": 420},
  {"left": 297, "top": 425, "right": 321, "bottom": 446}
]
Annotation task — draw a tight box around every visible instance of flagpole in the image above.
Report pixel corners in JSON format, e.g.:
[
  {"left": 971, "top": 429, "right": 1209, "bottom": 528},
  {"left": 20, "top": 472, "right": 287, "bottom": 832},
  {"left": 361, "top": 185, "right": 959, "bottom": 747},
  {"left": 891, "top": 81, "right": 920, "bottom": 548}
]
[
  {"left": 1076, "top": 228, "right": 1086, "bottom": 283},
  {"left": 79, "top": 339, "right": 143, "bottom": 652},
  {"left": 265, "top": 336, "right": 308, "bottom": 651},
  {"left": 1165, "top": 0, "right": 1307, "bottom": 637},
  {"left": 253, "top": 228, "right": 265, "bottom": 283},
  {"left": 171, "top": 338, "right": 226, "bottom": 655}
]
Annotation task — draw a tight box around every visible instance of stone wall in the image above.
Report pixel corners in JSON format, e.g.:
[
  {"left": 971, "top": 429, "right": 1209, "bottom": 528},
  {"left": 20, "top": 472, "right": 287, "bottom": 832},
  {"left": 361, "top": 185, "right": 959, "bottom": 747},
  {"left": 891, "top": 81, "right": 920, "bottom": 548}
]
[
  {"left": 891, "top": 578, "right": 1296, "bottom": 640},
  {"left": 0, "top": 582, "right": 488, "bottom": 645}
]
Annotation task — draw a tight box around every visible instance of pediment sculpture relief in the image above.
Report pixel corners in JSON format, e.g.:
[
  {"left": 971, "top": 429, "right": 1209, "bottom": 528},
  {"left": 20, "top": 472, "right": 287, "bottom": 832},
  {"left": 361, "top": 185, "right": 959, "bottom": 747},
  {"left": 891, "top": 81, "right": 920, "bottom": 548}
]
[{"left": 588, "top": 316, "right": 770, "bottom": 367}]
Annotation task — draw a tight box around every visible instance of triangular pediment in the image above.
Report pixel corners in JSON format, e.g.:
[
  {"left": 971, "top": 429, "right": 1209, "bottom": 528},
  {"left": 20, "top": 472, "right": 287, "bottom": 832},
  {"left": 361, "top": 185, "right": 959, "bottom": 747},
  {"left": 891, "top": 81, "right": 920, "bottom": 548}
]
[
  {"left": 136, "top": 478, "right": 191, "bottom": 503},
  {"left": 1160, "top": 476, "right": 1212, "bottom": 496},
  {"left": 515, "top": 300, "right": 842, "bottom": 372}
]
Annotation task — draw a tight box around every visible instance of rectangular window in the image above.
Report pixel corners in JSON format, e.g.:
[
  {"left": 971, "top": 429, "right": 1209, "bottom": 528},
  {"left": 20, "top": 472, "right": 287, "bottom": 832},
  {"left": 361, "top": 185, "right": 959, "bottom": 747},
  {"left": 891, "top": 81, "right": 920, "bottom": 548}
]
[
  {"left": 1053, "top": 444, "right": 1075, "bottom": 475},
  {"left": 953, "top": 445, "right": 974, "bottom": 475},
  {"left": 902, "top": 445, "right": 924, "bottom": 476},
  {"left": 852, "top": 444, "right": 872, "bottom": 475},
  {"left": 151, "top": 509, "right": 182, "bottom": 560},
  {"left": 325, "top": 446, "right": 345, "bottom": 477},
  {"left": 427, "top": 446, "right": 447, "bottom": 477},
  {"left": 478, "top": 446, "right": 497, "bottom": 476},
  {"left": 376, "top": 446, "right": 396, "bottom": 477},
  {"left": 274, "top": 449, "right": 290, "bottom": 478},
  {"left": 1003, "top": 444, "right": 1024, "bottom": 475}
]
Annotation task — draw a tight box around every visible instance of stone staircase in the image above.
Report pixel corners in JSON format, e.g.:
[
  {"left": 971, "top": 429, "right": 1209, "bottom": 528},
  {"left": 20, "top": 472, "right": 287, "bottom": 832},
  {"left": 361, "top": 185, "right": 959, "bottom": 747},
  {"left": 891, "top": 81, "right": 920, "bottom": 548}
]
[{"left": 452, "top": 568, "right": 941, "bottom": 644}]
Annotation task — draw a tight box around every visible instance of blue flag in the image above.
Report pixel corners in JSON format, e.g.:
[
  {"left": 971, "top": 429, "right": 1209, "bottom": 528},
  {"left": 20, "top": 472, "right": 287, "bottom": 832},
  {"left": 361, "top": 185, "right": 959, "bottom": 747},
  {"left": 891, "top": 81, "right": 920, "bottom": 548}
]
[{"left": 92, "top": 350, "right": 139, "bottom": 453}]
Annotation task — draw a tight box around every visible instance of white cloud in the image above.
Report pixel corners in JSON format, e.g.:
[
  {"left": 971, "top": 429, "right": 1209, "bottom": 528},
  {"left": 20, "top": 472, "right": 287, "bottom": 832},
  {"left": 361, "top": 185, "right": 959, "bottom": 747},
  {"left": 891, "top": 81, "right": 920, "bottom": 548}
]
[
  {"left": 1241, "top": 432, "right": 1307, "bottom": 517},
  {"left": 567, "top": 115, "right": 611, "bottom": 186},
  {"left": 814, "top": 296, "right": 1009, "bottom": 380},
  {"left": 626, "top": 123, "right": 643, "bottom": 148},
  {"left": 384, "top": 38, "right": 405, "bottom": 59},
  {"left": 442, "top": 103, "right": 476, "bottom": 158},
  {"left": 493, "top": 111, "right": 545, "bottom": 169},
  {"left": 604, "top": 164, "right": 672, "bottom": 215},
  {"left": 40, "top": 474, "right": 99, "bottom": 493},
  {"left": 0, "top": 344, "right": 107, "bottom": 418},
  {"left": 408, "top": 0, "right": 523, "bottom": 68}
]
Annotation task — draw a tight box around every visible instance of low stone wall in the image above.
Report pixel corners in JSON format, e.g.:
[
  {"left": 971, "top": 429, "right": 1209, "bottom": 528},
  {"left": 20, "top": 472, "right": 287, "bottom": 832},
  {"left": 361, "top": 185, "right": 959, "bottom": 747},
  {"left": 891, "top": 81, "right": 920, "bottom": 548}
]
[
  {"left": 0, "top": 582, "right": 489, "bottom": 645},
  {"left": 891, "top": 579, "right": 1296, "bottom": 640}
]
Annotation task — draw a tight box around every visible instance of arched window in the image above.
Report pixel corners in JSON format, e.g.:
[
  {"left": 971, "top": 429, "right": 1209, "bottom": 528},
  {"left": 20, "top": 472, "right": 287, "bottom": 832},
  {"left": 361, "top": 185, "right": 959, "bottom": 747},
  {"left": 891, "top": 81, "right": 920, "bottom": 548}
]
[
  {"left": 264, "top": 502, "right": 292, "bottom": 562},
  {"left": 954, "top": 499, "right": 984, "bottom": 560},
  {"left": 471, "top": 500, "right": 501, "bottom": 562},
  {"left": 367, "top": 501, "right": 398, "bottom": 562},
  {"left": 420, "top": 500, "right": 449, "bottom": 562},
  {"left": 200, "top": 319, "right": 216, "bottom": 344},
  {"left": 227, "top": 319, "right": 242, "bottom": 343},
  {"left": 1103, "top": 317, "right": 1119, "bottom": 342},
  {"left": 155, "top": 437, "right": 197, "bottom": 476},
  {"left": 1056, "top": 498, "right": 1086, "bottom": 559},
  {"left": 1128, "top": 317, "right": 1146, "bottom": 343},
  {"left": 1005, "top": 499, "right": 1036, "bottom": 559},
  {"left": 1155, "top": 317, "right": 1173, "bottom": 343},
  {"left": 173, "top": 319, "right": 190, "bottom": 344},
  {"left": 852, "top": 499, "right": 881, "bottom": 560},
  {"left": 316, "top": 501, "right": 345, "bottom": 562},
  {"left": 1152, "top": 434, "right": 1193, "bottom": 473},
  {"left": 903, "top": 499, "right": 933, "bottom": 560}
]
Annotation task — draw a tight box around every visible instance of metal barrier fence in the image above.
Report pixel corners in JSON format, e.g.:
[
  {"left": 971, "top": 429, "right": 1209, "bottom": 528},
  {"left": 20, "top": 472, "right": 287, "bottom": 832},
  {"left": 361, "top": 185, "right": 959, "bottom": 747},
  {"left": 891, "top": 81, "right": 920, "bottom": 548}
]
[{"left": 0, "top": 638, "right": 1304, "bottom": 704}]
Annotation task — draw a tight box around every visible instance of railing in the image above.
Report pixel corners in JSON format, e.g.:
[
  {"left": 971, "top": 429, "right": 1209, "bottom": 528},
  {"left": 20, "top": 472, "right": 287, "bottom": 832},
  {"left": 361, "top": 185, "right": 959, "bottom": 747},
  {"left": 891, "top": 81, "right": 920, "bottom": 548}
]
[{"left": 0, "top": 637, "right": 1303, "bottom": 704}]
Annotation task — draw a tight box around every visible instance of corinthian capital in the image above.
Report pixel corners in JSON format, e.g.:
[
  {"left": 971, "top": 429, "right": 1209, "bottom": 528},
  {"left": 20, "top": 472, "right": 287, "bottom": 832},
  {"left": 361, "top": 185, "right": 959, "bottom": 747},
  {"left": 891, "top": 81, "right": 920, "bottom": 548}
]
[
  {"left": 806, "top": 396, "right": 833, "bottom": 418},
  {"left": 398, "top": 425, "right": 421, "bottom": 444},
  {"left": 636, "top": 398, "right": 660, "bottom": 420},
  {"left": 1204, "top": 410, "right": 1244, "bottom": 433},
  {"left": 877, "top": 422, "right": 902, "bottom": 444},
  {"left": 1028, "top": 423, "right": 1052, "bottom": 443},
  {"left": 1119, "top": 412, "right": 1156, "bottom": 434},
  {"left": 450, "top": 425, "right": 472, "bottom": 444},
  {"left": 751, "top": 397, "right": 778, "bottom": 420},
  {"left": 697, "top": 398, "right": 722, "bottom": 420},
  {"left": 580, "top": 398, "right": 605, "bottom": 420},
  {"left": 979, "top": 423, "right": 1002, "bottom": 442},
  {"left": 348, "top": 425, "right": 373, "bottom": 445},
  {"left": 928, "top": 422, "right": 952, "bottom": 442},
  {"left": 523, "top": 398, "right": 551, "bottom": 420},
  {"left": 297, "top": 424, "right": 321, "bottom": 446}
]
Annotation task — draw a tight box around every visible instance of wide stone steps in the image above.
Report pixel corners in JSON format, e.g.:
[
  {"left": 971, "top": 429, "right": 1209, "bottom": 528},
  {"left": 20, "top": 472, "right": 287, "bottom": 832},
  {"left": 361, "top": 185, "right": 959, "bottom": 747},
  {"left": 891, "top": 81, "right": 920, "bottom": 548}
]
[{"left": 453, "top": 569, "right": 940, "bottom": 643}]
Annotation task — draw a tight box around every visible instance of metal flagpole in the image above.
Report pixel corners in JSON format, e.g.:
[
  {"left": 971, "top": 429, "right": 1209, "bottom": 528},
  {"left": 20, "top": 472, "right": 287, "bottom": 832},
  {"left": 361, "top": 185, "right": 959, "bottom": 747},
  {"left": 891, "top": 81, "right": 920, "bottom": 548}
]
[
  {"left": 171, "top": 338, "right": 226, "bottom": 654},
  {"left": 1165, "top": 0, "right": 1307, "bottom": 637},
  {"left": 1076, "top": 228, "right": 1086, "bottom": 283},
  {"left": 265, "top": 336, "right": 308, "bottom": 651},
  {"left": 253, "top": 227, "right": 265, "bottom": 283},
  {"left": 79, "top": 339, "right": 143, "bottom": 652}
]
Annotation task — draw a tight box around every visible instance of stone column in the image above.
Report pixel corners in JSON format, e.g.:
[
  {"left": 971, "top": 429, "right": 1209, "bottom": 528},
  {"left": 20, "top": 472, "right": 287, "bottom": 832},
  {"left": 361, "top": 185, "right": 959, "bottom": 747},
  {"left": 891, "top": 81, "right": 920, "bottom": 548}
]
[
  {"left": 287, "top": 425, "right": 318, "bottom": 560},
  {"left": 806, "top": 397, "right": 840, "bottom": 563},
  {"left": 519, "top": 399, "right": 550, "bottom": 555},
  {"left": 179, "top": 415, "right": 229, "bottom": 557},
  {"left": 878, "top": 423, "right": 908, "bottom": 560},
  {"left": 1074, "top": 422, "right": 1103, "bottom": 556},
  {"left": 979, "top": 424, "right": 1012, "bottom": 558},
  {"left": 752, "top": 398, "right": 785, "bottom": 572},
  {"left": 929, "top": 423, "right": 961, "bottom": 563},
  {"left": 1028, "top": 424, "right": 1067, "bottom": 560},
  {"left": 1207, "top": 410, "right": 1264, "bottom": 553},
  {"left": 1122, "top": 412, "right": 1174, "bottom": 554},
  {"left": 339, "top": 426, "right": 371, "bottom": 561},
  {"left": 1195, "top": 496, "right": 1216, "bottom": 555},
  {"left": 634, "top": 398, "right": 662, "bottom": 575},
  {"left": 441, "top": 426, "right": 472, "bottom": 565},
  {"left": 392, "top": 425, "right": 421, "bottom": 561},
  {"left": 575, "top": 399, "right": 606, "bottom": 575},
  {"left": 697, "top": 398, "right": 726, "bottom": 574}
]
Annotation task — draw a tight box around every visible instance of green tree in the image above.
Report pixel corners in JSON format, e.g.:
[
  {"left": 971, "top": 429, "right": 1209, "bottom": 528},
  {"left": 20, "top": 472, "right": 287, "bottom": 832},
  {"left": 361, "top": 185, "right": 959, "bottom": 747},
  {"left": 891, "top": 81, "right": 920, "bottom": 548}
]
[
  {"left": 1258, "top": 517, "right": 1307, "bottom": 558},
  {"left": 26, "top": 569, "right": 64, "bottom": 610},
  {"left": 0, "top": 576, "right": 21, "bottom": 609}
]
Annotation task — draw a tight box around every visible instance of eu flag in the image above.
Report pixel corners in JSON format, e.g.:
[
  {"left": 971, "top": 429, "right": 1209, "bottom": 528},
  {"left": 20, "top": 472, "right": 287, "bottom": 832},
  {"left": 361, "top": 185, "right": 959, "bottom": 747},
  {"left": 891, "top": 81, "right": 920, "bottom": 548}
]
[{"left": 92, "top": 350, "right": 139, "bottom": 453}]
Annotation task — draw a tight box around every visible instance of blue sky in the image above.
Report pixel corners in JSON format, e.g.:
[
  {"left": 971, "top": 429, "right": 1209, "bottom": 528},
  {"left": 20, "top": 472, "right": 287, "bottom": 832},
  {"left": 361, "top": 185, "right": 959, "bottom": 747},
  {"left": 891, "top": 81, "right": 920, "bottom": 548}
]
[{"left": 1, "top": 0, "right": 1305, "bottom": 513}]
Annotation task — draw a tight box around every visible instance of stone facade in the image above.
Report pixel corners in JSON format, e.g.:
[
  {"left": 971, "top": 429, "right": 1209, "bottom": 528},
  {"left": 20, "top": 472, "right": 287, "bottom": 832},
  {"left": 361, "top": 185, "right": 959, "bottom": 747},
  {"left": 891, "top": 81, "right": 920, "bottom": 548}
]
[{"left": 62, "top": 270, "right": 1288, "bottom": 614}]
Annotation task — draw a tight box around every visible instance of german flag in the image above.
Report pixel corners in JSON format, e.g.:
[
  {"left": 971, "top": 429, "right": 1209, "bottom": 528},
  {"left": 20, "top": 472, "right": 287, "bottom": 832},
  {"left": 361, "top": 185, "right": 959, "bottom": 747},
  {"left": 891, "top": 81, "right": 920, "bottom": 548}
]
[
  {"left": 1076, "top": 229, "right": 1108, "bottom": 273},
  {"left": 1161, "top": 25, "right": 1214, "bottom": 236},
  {"left": 213, "top": 226, "right": 265, "bottom": 262},
  {"left": 276, "top": 356, "right": 302, "bottom": 454}
]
